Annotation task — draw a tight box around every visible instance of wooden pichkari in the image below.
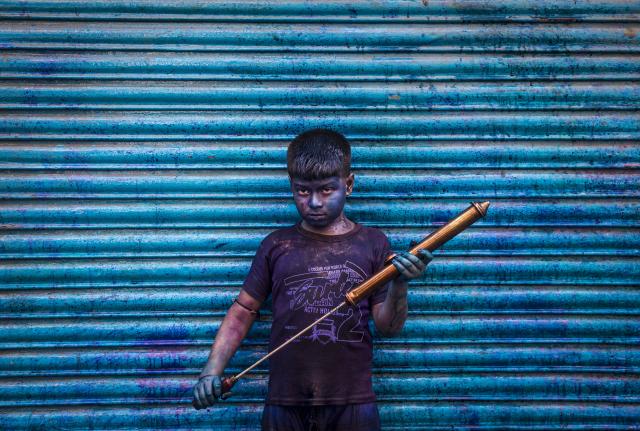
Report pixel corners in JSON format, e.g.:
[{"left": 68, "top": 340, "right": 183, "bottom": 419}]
[{"left": 198, "top": 201, "right": 490, "bottom": 405}]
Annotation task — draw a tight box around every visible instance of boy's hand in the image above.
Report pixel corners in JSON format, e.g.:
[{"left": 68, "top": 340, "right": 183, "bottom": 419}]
[
  {"left": 391, "top": 250, "right": 433, "bottom": 281},
  {"left": 193, "top": 374, "right": 225, "bottom": 409}
]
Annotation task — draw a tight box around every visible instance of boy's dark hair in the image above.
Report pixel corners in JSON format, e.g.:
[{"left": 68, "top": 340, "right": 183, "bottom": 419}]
[{"left": 287, "top": 128, "right": 351, "bottom": 180}]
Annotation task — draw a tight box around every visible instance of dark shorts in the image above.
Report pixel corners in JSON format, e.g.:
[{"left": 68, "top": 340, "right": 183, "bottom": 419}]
[{"left": 261, "top": 402, "right": 381, "bottom": 431}]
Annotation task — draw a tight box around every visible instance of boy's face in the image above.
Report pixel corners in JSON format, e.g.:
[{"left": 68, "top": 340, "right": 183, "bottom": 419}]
[{"left": 289, "top": 173, "right": 354, "bottom": 228}]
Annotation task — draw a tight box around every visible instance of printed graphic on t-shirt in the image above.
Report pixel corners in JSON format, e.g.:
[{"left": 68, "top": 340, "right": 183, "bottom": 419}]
[{"left": 283, "top": 261, "right": 367, "bottom": 345}]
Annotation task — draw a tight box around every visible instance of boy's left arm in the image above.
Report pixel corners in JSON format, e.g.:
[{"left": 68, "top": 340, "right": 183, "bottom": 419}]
[{"left": 371, "top": 250, "right": 433, "bottom": 337}]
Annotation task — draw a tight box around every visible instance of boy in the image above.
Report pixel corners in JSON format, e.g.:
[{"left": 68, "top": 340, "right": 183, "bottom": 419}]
[{"left": 193, "top": 129, "right": 433, "bottom": 430}]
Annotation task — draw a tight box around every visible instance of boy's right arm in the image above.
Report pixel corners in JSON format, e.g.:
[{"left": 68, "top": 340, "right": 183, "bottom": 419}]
[{"left": 193, "top": 289, "right": 263, "bottom": 409}]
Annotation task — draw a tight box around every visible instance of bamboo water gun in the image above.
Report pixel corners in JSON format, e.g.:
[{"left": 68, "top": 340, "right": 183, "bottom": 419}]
[{"left": 202, "top": 201, "right": 490, "bottom": 402}]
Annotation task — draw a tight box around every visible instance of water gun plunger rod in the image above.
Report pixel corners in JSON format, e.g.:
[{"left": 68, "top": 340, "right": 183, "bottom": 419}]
[{"left": 207, "top": 201, "right": 490, "bottom": 403}]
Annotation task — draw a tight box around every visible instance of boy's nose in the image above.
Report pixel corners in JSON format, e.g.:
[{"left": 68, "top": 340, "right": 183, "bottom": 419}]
[{"left": 309, "top": 193, "right": 323, "bottom": 208}]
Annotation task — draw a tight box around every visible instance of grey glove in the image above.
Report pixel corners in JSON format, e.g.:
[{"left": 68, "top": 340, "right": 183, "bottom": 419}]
[
  {"left": 193, "top": 374, "right": 223, "bottom": 410},
  {"left": 391, "top": 250, "right": 433, "bottom": 281}
]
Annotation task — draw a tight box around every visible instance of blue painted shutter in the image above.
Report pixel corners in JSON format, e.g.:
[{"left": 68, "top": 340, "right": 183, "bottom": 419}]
[{"left": 1, "top": 1, "right": 639, "bottom": 429}]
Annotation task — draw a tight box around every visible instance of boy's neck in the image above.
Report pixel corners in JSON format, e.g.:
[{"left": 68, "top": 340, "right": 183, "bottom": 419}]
[{"left": 300, "top": 213, "right": 355, "bottom": 236}]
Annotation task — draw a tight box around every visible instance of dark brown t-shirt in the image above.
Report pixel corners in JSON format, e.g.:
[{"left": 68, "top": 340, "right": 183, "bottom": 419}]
[{"left": 242, "top": 220, "right": 392, "bottom": 405}]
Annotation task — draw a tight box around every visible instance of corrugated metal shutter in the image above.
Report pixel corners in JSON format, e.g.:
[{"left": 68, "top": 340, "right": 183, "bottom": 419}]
[{"left": 1, "top": 1, "right": 639, "bottom": 429}]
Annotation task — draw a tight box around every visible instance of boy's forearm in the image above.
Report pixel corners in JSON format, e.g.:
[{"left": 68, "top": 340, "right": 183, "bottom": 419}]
[
  {"left": 376, "top": 278, "right": 409, "bottom": 336},
  {"left": 199, "top": 304, "right": 256, "bottom": 377}
]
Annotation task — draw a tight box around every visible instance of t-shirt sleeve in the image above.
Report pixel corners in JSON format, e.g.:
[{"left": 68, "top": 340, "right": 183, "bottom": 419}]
[
  {"left": 241, "top": 236, "right": 273, "bottom": 303},
  {"left": 369, "top": 229, "right": 393, "bottom": 306}
]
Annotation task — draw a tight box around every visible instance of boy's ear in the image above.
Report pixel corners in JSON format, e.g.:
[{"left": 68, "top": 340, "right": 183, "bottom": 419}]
[{"left": 346, "top": 173, "right": 355, "bottom": 195}]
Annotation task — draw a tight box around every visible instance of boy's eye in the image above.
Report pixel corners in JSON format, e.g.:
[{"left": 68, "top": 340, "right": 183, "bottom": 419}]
[
  {"left": 297, "top": 188, "right": 309, "bottom": 195},
  {"left": 323, "top": 187, "right": 334, "bottom": 193}
]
